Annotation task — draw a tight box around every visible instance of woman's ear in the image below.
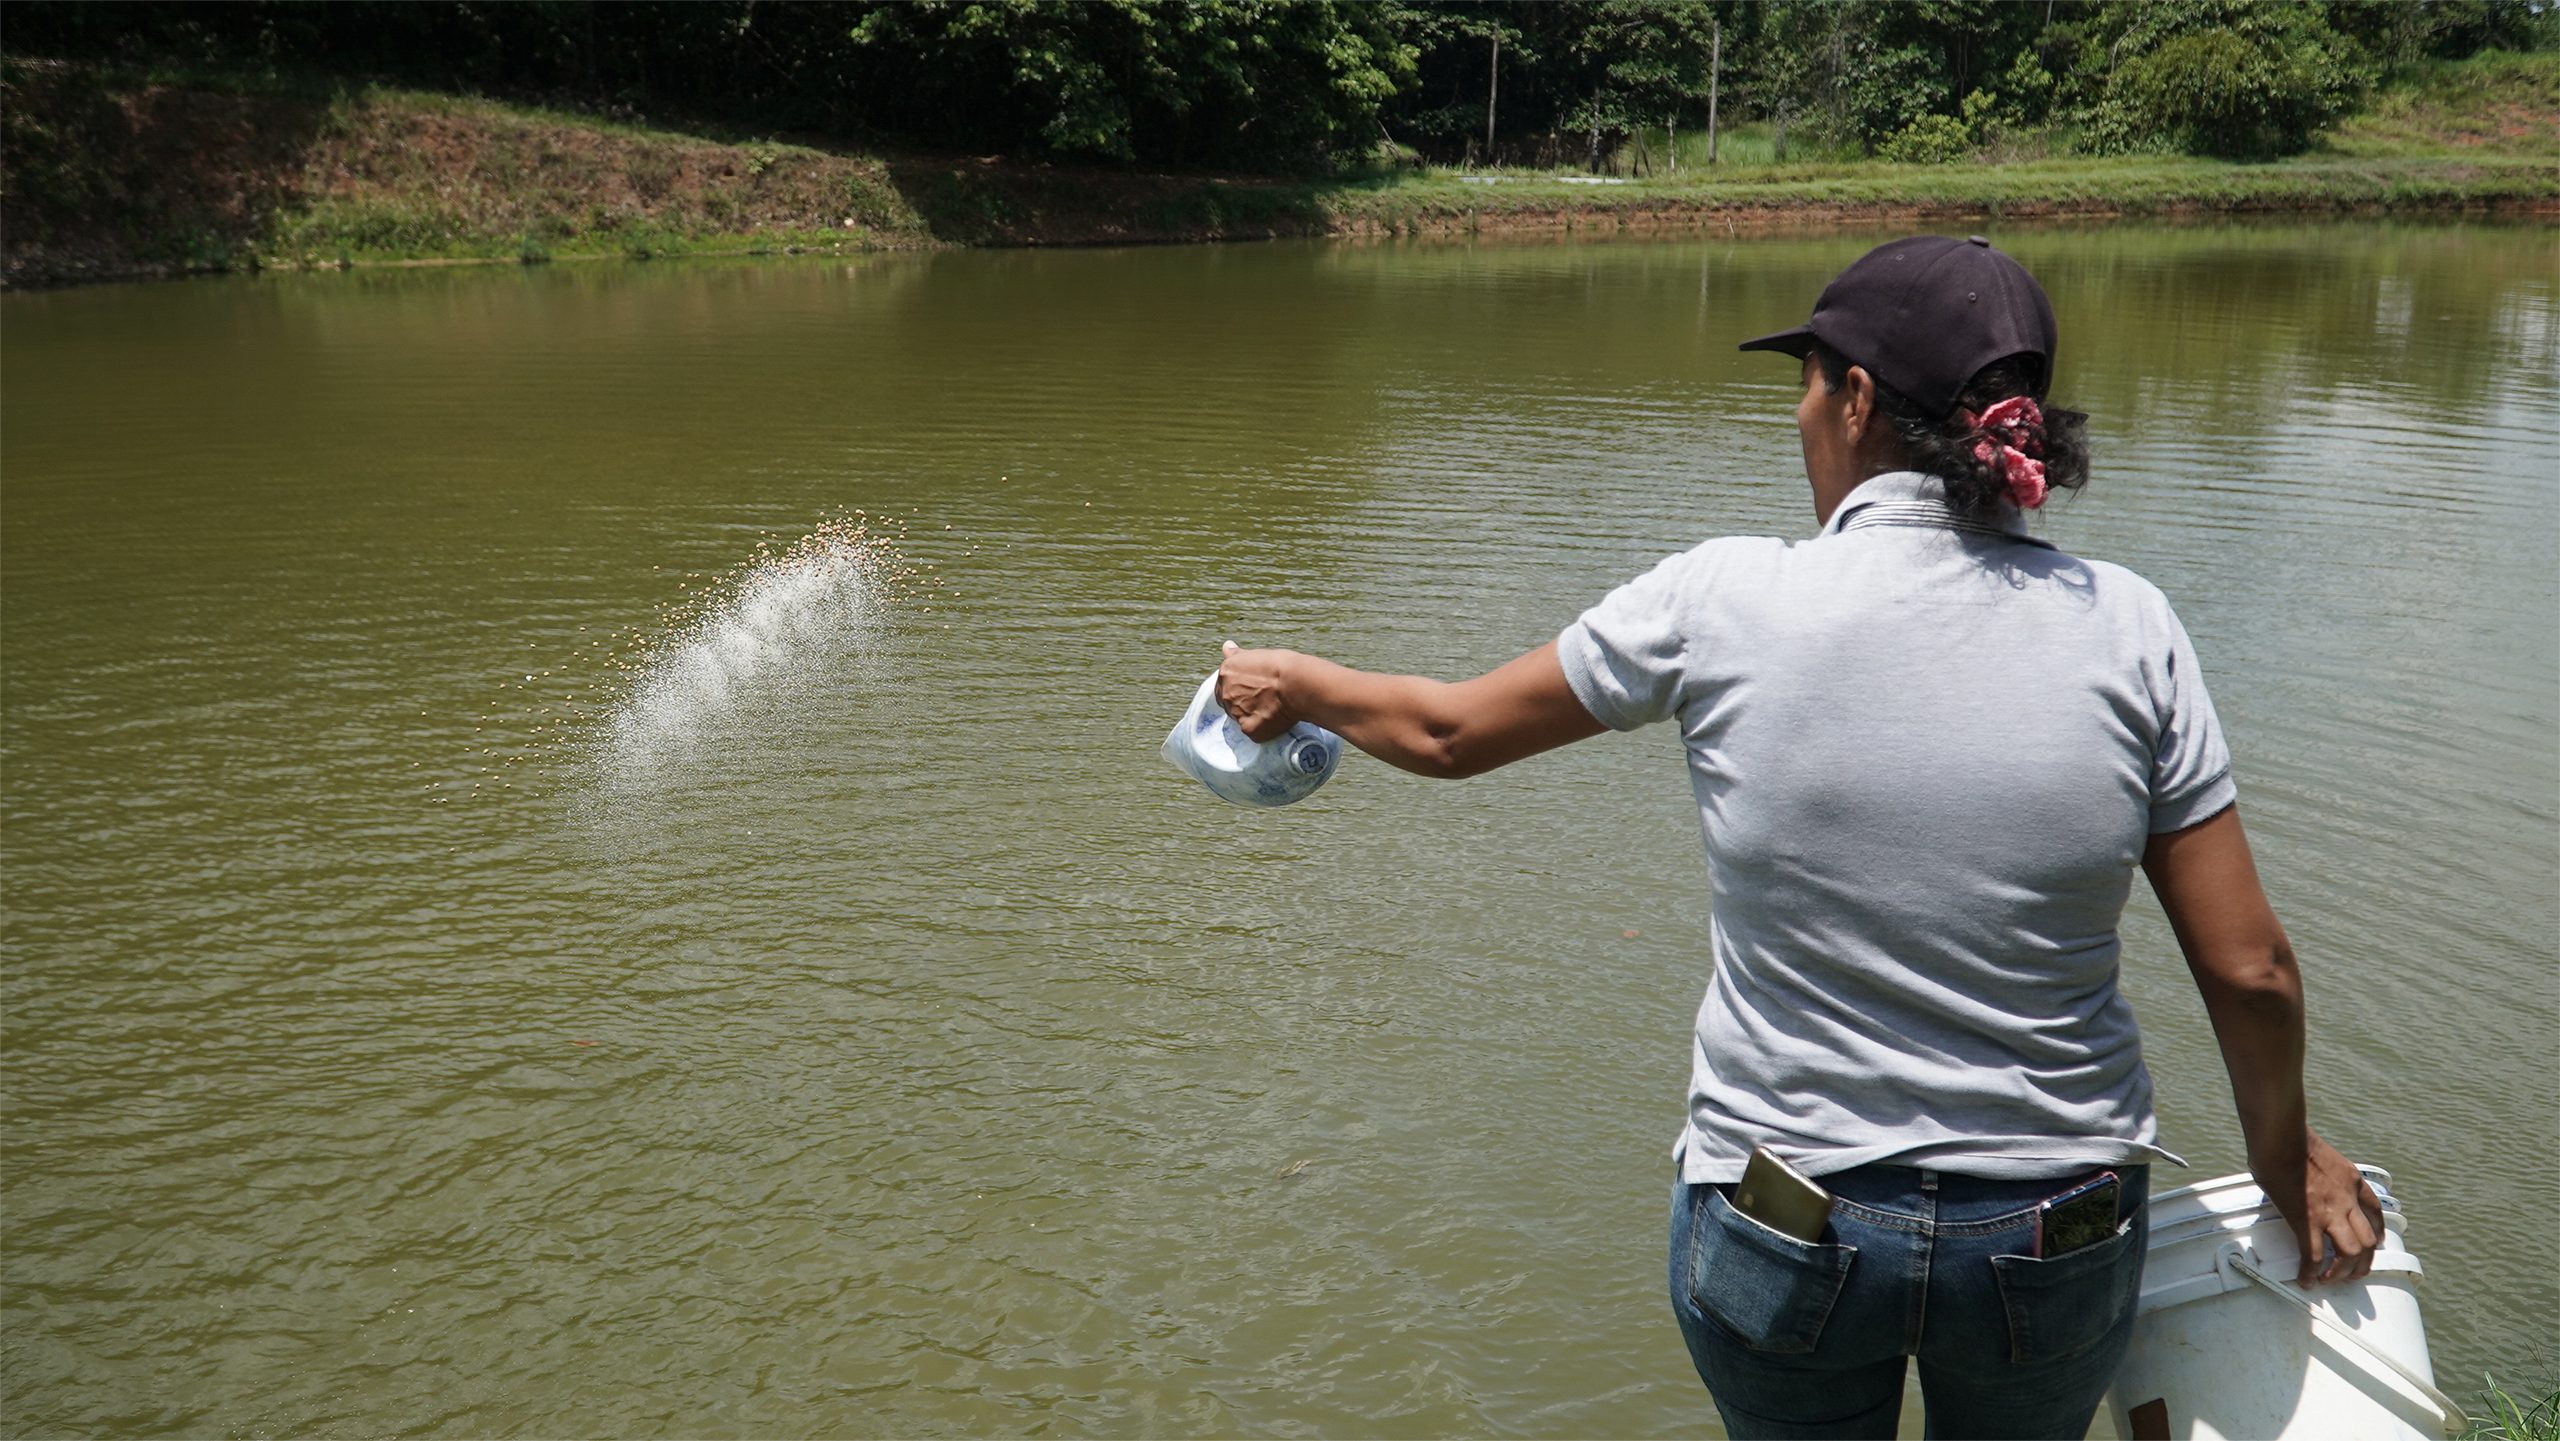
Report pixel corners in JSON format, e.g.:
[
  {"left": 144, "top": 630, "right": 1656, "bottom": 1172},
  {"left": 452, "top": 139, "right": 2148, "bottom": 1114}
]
[{"left": 1841, "top": 365, "right": 1878, "bottom": 444}]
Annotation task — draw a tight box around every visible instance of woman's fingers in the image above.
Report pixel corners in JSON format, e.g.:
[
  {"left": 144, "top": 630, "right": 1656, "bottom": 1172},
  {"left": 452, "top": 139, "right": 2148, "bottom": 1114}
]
[
  {"left": 2318, "top": 1213, "right": 2377, "bottom": 1284},
  {"left": 2294, "top": 1220, "right": 2330, "bottom": 1287},
  {"left": 1217, "top": 645, "right": 1294, "bottom": 741},
  {"left": 2292, "top": 1132, "right": 2385, "bottom": 1286},
  {"left": 2341, "top": 1198, "right": 2382, "bottom": 1282}
]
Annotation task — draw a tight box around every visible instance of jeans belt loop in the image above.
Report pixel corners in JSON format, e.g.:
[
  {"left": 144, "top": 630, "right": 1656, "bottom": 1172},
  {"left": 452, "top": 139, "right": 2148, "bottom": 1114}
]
[{"left": 1920, "top": 1167, "right": 1940, "bottom": 1192}]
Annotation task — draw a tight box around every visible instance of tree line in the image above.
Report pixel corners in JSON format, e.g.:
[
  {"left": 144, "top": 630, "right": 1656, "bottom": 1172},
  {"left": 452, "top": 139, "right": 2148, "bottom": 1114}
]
[{"left": 8, "top": 0, "right": 2549, "bottom": 170}]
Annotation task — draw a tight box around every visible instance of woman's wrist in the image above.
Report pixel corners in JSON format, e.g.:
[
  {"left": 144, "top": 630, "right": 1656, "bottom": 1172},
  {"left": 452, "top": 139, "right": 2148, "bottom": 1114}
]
[
  {"left": 2243, "top": 1113, "right": 2312, "bottom": 1172},
  {"left": 1276, "top": 650, "right": 1337, "bottom": 733},
  {"left": 1271, "top": 651, "right": 1302, "bottom": 718}
]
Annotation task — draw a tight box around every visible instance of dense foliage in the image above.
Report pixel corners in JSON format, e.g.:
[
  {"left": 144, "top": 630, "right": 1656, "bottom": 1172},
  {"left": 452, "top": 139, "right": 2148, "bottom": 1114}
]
[
  {"left": 2103, "top": 2, "right": 2374, "bottom": 157},
  {"left": 842, "top": 1, "right": 1412, "bottom": 165},
  {"left": 5, "top": 0, "right": 2550, "bottom": 171}
]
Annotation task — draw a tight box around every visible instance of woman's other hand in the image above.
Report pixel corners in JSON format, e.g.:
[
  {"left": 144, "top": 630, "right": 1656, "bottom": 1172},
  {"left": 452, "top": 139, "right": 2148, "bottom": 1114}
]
[
  {"left": 2252, "top": 1126, "right": 2386, "bottom": 1288},
  {"left": 1218, "top": 640, "right": 1301, "bottom": 742},
  {"left": 2143, "top": 805, "right": 2381, "bottom": 1289}
]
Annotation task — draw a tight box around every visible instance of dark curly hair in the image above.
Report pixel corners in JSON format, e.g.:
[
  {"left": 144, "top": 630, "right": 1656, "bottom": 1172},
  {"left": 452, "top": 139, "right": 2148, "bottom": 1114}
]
[{"left": 1812, "top": 344, "right": 2090, "bottom": 519}]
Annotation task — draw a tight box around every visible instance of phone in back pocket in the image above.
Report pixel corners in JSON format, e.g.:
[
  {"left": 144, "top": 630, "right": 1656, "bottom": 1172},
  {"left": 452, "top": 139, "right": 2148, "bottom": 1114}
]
[
  {"left": 1733, "top": 1146, "right": 1834, "bottom": 1243},
  {"left": 2035, "top": 1171, "right": 2122, "bottom": 1258}
]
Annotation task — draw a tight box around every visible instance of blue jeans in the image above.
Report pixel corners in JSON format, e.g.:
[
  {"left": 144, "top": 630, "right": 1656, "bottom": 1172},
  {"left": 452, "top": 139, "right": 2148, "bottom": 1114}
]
[{"left": 1668, "top": 1163, "right": 2149, "bottom": 1440}]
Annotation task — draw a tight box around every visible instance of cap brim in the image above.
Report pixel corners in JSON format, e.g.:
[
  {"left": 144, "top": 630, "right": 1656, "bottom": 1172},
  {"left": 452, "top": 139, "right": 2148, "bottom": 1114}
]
[{"left": 1737, "top": 323, "right": 1818, "bottom": 358}]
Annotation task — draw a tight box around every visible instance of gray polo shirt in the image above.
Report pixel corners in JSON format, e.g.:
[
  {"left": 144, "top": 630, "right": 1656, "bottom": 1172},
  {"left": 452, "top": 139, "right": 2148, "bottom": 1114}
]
[{"left": 1558, "top": 471, "right": 2233, "bottom": 1183}]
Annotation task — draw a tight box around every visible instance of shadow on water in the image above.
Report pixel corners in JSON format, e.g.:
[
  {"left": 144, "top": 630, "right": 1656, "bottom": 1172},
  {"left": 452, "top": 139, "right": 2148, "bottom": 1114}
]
[{"left": 877, "top": 154, "right": 1332, "bottom": 246}]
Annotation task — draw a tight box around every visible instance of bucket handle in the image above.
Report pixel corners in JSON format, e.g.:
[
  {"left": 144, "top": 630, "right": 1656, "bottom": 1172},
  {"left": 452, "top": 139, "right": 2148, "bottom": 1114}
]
[{"left": 2218, "top": 1245, "right": 2468, "bottom": 1438}]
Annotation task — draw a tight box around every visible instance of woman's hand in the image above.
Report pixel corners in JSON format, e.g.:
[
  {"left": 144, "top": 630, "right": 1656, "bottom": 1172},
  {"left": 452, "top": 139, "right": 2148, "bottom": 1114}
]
[
  {"left": 1217, "top": 640, "right": 1301, "bottom": 742},
  {"left": 1209, "top": 639, "right": 1604, "bottom": 778},
  {"left": 2252, "top": 1126, "right": 2386, "bottom": 1287}
]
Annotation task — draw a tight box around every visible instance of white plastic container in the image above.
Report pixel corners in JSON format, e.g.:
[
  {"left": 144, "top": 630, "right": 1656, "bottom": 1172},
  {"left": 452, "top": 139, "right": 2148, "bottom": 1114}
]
[
  {"left": 2101, "top": 1168, "right": 2465, "bottom": 1441},
  {"left": 1161, "top": 672, "right": 1343, "bottom": 808}
]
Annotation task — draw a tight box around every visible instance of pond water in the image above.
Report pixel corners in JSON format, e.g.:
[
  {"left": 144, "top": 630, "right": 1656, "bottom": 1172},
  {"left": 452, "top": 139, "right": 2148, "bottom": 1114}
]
[{"left": 4, "top": 223, "right": 2553, "bottom": 1438}]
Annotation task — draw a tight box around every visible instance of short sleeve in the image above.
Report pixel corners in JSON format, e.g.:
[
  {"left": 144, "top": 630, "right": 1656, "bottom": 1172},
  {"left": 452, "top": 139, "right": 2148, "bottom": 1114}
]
[
  {"left": 1556, "top": 552, "right": 1692, "bottom": 732},
  {"left": 2147, "top": 600, "right": 2237, "bottom": 833}
]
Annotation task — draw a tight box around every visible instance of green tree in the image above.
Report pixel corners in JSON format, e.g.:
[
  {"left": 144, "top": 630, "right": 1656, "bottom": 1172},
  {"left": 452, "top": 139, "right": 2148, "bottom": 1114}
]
[
  {"left": 2095, "top": 0, "right": 2371, "bottom": 157},
  {"left": 1568, "top": 0, "right": 1727, "bottom": 169},
  {"left": 11, "top": 0, "right": 2543, "bottom": 176},
  {"left": 846, "top": 0, "right": 1414, "bottom": 168},
  {"left": 1737, "top": 0, "right": 1859, "bottom": 155},
  {"left": 1372, "top": 2, "right": 1527, "bottom": 160},
  {"left": 2327, "top": 0, "right": 2547, "bottom": 80},
  {"left": 1733, "top": 0, "right": 2046, "bottom": 154},
  {"left": 1837, "top": 30, "right": 1949, "bottom": 147}
]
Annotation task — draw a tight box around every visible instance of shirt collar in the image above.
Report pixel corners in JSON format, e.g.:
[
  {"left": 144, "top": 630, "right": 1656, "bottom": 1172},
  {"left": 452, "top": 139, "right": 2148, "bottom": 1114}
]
[{"left": 1817, "top": 470, "right": 2036, "bottom": 543}]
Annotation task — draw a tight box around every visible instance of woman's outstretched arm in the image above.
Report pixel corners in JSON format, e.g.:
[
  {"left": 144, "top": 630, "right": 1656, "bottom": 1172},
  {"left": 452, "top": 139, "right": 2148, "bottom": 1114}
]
[
  {"left": 2143, "top": 804, "right": 2383, "bottom": 1287},
  {"left": 1216, "top": 639, "right": 1607, "bottom": 780}
]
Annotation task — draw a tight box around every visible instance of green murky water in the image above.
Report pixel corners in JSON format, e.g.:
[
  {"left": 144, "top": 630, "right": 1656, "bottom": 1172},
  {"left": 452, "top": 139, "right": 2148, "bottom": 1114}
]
[{"left": 5, "top": 223, "right": 2553, "bottom": 1437}]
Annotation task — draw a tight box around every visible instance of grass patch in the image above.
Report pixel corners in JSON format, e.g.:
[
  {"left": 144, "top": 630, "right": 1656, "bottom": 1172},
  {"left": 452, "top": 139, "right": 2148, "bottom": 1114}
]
[
  {"left": 2461, "top": 1375, "right": 2560, "bottom": 1441},
  {"left": 1642, "top": 120, "right": 1869, "bottom": 171},
  {"left": 1304, "top": 151, "right": 2558, "bottom": 234},
  {"left": 0, "top": 61, "right": 942, "bottom": 283},
  {"left": 2326, "top": 50, "right": 2560, "bottom": 158},
  {"left": 290, "top": 86, "right": 931, "bottom": 260}
]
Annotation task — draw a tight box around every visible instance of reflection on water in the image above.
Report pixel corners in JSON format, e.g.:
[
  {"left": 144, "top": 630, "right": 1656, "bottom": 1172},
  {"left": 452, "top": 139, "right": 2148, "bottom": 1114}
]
[{"left": 3, "top": 223, "right": 2553, "bottom": 1437}]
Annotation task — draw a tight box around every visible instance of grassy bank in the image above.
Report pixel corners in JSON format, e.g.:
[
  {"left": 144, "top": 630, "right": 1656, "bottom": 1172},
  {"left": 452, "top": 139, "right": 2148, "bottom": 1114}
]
[
  {"left": 4, "top": 54, "right": 2554, "bottom": 288},
  {"left": 1332, "top": 50, "right": 2559, "bottom": 237},
  {"left": 2, "top": 59, "right": 938, "bottom": 285},
  {"left": 1310, "top": 151, "right": 2557, "bottom": 239}
]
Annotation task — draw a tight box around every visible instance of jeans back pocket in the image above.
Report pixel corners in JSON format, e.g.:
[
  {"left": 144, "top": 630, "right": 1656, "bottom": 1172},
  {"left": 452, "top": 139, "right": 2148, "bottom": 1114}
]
[
  {"left": 1987, "top": 1210, "right": 2146, "bottom": 1365},
  {"left": 1685, "top": 1186, "right": 1857, "bottom": 1355}
]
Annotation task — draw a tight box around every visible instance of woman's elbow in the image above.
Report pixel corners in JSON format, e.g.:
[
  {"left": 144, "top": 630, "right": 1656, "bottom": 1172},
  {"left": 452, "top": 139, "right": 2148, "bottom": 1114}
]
[
  {"left": 2201, "top": 939, "right": 2303, "bottom": 1018},
  {"left": 1412, "top": 736, "right": 1485, "bottom": 780},
  {"left": 1413, "top": 719, "right": 1495, "bottom": 780}
]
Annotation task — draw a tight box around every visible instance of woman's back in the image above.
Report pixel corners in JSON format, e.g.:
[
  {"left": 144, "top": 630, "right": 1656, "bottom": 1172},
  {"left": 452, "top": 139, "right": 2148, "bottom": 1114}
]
[{"left": 1560, "top": 470, "right": 2236, "bottom": 1184}]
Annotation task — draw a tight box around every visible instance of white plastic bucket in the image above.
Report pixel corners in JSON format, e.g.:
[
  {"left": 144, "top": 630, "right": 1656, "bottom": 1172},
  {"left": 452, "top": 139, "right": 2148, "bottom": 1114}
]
[{"left": 2101, "top": 1168, "right": 2465, "bottom": 1440}]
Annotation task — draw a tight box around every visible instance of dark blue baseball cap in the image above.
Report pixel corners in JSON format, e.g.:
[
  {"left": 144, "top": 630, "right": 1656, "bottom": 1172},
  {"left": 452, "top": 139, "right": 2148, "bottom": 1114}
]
[{"left": 1739, "top": 235, "right": 2057, "bottom": 418}]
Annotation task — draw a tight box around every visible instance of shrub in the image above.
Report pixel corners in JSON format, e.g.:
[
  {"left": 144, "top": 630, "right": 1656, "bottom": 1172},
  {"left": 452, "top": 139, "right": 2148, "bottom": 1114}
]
[
  {"left": 2105, "top": 4, "right": 2372, "bottom": 158},
  {"left": 1840, "top": 37, "right": 1949, "bottom": 150},
  {"left": 1990, "top": 49, "right": 2058, "bottom": 128},
  {"left": 1878, "top": 113, "right": 1974, "bottom": 164}
]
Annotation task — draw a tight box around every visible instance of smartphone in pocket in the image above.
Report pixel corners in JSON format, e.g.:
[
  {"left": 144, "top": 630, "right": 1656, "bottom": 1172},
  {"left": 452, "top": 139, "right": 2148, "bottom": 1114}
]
[
  {"left": 1733, "top": 1146, "right": 1834, "bottom": 1243},
  {"left": 2034, "top": 1171, "right": 2122, "bottom": 1258}
]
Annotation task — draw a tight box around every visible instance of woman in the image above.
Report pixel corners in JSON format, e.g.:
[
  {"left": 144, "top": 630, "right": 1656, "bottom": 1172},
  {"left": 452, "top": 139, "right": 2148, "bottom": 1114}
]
[{"left": 1214, "top": 237, "right": 2384, "bottom": 1439}]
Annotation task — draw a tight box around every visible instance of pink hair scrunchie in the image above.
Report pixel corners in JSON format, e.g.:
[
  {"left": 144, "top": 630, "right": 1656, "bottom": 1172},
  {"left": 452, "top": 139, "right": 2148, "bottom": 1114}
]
[{"left": 1962, "top": 396, "right": 2049, "bottom": 509}]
